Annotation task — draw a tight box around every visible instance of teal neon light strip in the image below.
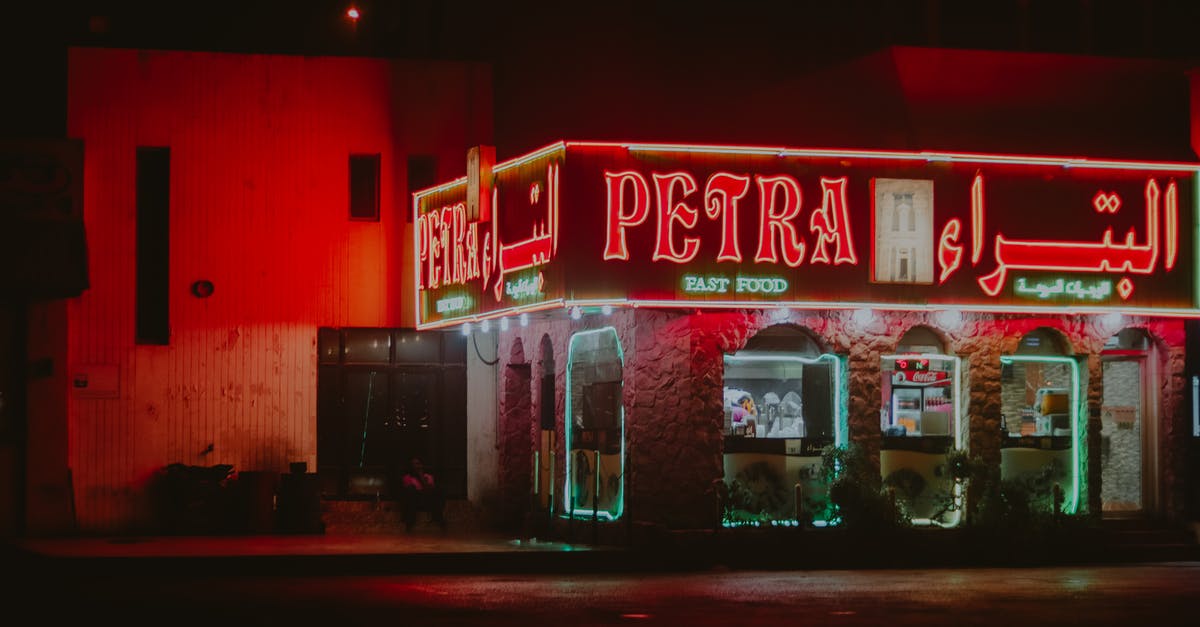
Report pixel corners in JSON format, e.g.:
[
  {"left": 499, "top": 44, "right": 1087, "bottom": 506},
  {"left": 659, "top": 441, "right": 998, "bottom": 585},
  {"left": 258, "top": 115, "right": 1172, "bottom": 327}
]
[
  {"left": 563, "top": 327, "right": 625, "bottom": 521},
  {"left": 999, "top": 355, "right": 1083, "bottom": 515}
]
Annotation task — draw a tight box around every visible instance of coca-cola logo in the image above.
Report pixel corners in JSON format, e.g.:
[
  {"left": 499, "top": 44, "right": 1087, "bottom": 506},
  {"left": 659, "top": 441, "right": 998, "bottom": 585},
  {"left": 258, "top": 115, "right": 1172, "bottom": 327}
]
[{"left": 893, "top": 370, "right": 948, "bottom": 384}]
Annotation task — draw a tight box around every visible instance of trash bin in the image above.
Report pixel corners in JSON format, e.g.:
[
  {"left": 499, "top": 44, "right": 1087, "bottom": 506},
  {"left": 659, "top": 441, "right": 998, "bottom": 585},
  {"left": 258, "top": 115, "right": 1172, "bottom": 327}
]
[
  {"left": 277, "top": 470, "right": 323, "bottom": 534},
  {"left": 235, "top": 471, "right": 278, "bottom": 534}
]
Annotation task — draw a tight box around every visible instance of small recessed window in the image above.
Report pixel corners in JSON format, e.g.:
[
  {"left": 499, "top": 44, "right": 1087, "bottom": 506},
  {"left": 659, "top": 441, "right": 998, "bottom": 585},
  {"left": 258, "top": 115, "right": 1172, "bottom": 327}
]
[
  {"left": 136, "top": 146, "right": 171, "bottom": 345},
  {"left": 407, "top": 155, "right": 437, "bottom": 223},
  {"left": 349, "top": 154, "right": 380, "bottom": 221}
]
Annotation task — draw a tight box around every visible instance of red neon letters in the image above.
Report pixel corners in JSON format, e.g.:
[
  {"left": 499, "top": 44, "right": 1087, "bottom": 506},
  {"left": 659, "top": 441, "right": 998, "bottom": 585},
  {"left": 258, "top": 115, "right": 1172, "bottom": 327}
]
[
  {"left": 605, "top": 170, "right": 854, "bottom": 268},
  {"left": 755, "top": 175, "right": 806, "bottom": 266},
  {"left": 937, "top": 218, "right": 964, "bottom": 284},
  {"left": 704, "top": 173, "right": 751, "bottom": 262},
  {"left": 809, "top": 177, "right": 858, "bottom": 265},
  {"left": 652, "top": 172, "right": 702, "bottom": 263},
  {"left": 976, "top": 178, "right": 1176, "bottom": 297},
  {"left": 604, "top": 171, "right": 651, "bottom": 260}
]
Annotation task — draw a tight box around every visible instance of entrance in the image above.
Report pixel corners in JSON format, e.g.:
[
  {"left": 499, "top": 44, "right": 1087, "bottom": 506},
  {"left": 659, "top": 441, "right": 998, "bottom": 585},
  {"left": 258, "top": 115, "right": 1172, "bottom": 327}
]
[
  {"left": 535, "top": 336, "right": 556, "bottom": 514},
  {"left": 1100, "top": 328, "right": 1157, "bottom": 516},
  {"left": 316, "top": 328, "right": 468, "bottom": 500}
]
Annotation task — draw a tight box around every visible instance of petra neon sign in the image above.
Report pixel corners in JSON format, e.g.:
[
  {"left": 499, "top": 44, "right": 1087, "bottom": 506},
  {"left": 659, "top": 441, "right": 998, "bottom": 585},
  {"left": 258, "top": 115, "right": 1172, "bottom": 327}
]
[
  {"left": 971, "top": 179, "right": 1178, "bottom": 299},
  {"left": 414, "top": 141, "right": 1199, "bottom": 329},
  {"left": 417, "top": 163, "right": 560, "bottom": 301},
  {"left": 603, "top": 171, "right": 858, "bottom": 267}
]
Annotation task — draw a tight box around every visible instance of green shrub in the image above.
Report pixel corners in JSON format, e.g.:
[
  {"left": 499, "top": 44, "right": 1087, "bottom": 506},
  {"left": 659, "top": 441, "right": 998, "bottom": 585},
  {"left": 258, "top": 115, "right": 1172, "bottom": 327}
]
[
  {"left": 818, "top": 443, "right": 908, "bottom": 531},
  {"left": 722, "top": 461, "right": 790, "bottom": 525}
]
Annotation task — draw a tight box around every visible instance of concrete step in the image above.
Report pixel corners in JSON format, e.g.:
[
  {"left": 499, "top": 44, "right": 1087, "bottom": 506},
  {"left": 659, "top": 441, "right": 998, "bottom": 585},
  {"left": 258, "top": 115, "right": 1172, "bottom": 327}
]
[
  {"left": 320, "top": 498, "right": 484, "bottom": 535},
  {"left": 1100, "top": 516, "right": 1168, "bottom": 531},
  {"left": 1102, "top": 528, "right": 1195, "bottom": 545},
  {"left": 1102, "top": 542, "right": 1200, "bottom": 562}
]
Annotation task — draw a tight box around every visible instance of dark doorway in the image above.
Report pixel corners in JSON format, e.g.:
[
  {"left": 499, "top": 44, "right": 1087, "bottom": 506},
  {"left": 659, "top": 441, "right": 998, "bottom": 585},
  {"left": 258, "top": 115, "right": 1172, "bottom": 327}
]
[{"left": 317, "top": 328, "right": 466, "bottom": 500}]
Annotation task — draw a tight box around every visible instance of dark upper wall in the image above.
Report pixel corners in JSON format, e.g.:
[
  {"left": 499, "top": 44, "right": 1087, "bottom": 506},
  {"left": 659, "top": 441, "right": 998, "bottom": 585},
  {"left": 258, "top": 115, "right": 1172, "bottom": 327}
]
[
  {"left": 491, "top": 42, "right": 1194, "bottom": 162},
  {"left": 5, "top": 2, "right": 1200, "bottom": 161},
  {"left": 789, "top": 46, "right": 1193, "bottom": 161}
]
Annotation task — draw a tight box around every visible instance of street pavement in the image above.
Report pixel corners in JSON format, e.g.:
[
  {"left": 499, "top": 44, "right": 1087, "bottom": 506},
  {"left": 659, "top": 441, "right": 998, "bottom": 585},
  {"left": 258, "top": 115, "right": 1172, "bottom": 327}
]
[
  {"left": 4, "top": 556, "right": 1198, "bottom": 626},
  {"left": 7, "top": 519, "right": 1200, "bottom": 575},
  {"left": 4, "top": 526, "right": 1200, "bottom": 625}
]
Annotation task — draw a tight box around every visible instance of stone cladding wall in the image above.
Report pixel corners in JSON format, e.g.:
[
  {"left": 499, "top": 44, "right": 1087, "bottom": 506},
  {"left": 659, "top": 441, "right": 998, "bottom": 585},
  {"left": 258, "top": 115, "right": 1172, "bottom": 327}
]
[{"left": 494, "top": 308, "right": 1188, "bottom": 530}]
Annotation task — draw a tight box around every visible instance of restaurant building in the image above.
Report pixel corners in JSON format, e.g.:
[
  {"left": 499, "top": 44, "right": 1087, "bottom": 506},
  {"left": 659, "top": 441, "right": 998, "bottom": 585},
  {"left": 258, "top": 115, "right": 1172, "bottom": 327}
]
[
  {"left": 15, "top": 44, "right": 1198, "bottom": 537},
  {"left": 416, "top": 140, "right": 1198, "bottom": 531}
]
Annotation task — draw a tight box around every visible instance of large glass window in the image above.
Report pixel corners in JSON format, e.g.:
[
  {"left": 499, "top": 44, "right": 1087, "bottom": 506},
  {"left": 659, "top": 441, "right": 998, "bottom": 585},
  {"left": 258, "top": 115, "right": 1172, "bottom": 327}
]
[
  {"left": 721, "top": 325, "right": 845, "bottom": 527},
  {"left": 999, "top": 329, "right": 1082, "bottom": 514},
  {"left": 879, "top": 326, "right": 965, "bottom": 527},
  {"left": 565, "top": 327, "right": 624, "bottom": 521},
  {"left": 316, "top": 328, "right": 467, "bottom": 500}
]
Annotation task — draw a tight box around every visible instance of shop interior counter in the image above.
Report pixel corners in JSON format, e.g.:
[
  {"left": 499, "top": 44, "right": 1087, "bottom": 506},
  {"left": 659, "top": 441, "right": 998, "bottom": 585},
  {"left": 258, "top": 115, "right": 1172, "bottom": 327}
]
[
  {"left": 880, "top": 436, "right": 955, "bottom": 521},
  {"left": 723, "top": 437, "right": 831, "bottom": 521},
  {"left": 999, "top": 434, "right": 1073, "bottom": 483}
]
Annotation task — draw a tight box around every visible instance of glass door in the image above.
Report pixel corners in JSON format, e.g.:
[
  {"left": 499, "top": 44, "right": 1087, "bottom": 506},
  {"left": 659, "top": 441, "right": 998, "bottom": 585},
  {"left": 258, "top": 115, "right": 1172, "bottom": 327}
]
[{"left": 1100, "top": 358, "right": 1145, "bottom": 514}]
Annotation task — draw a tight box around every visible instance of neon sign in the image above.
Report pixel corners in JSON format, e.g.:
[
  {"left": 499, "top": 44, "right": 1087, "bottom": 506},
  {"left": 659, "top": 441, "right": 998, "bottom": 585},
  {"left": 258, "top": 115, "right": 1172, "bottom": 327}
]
[
  {"left": 1014, "top": 277, "right": 1113, "bottom": 301},
  {"left": 435, "top": 295, "right": 471, "bottom": 313},
  {"left": 417, "top": 163, "right": 560, "bottom": 299},
  {"left": 681, "top": 274, "right": 788, "bottom": 295},
  {"left": 682, "top": 275, "right": 731, "bottom": 294},
  {"left": 415, "top": 141, "right": 1198, "bottom": 329},
  {"left": 894, "top": 358, "right": 930, "bottom": 371},
  {"left": 974, "top": 179, "right": 1177, "bottom": 298},
  {"left": 505, "top": 274, "right": 543, "bottom": 300}
]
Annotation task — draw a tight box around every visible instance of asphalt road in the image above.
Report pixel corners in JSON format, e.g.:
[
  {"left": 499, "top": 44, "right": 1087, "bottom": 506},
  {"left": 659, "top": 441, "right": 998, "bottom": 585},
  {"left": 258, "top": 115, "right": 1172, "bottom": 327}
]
[{"left": 11, "top": 562, "right": 1199, "bottom": 626}]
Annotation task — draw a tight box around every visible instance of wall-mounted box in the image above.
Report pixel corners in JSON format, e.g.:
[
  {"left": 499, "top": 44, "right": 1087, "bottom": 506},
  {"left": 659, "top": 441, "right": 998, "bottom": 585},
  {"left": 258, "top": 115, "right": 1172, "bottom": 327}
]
[{"left": 70, "top": 364, "right": 119, "bottom": 398}]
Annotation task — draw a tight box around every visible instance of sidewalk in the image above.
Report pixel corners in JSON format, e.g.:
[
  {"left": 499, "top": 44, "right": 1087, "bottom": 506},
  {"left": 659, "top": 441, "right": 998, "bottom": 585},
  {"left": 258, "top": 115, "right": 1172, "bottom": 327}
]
[
  {"left": 7, "top": 529, "right": 636, "bottom": 575},
  {"left": 8, "top": 521, "right": 1200, "bottom": 575}
]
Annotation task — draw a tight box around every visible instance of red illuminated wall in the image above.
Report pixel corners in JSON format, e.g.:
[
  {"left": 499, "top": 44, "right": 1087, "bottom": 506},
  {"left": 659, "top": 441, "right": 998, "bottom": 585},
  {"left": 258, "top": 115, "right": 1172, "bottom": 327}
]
[{"left": 61, "top": 48, "right": 491, "bottom": 532}]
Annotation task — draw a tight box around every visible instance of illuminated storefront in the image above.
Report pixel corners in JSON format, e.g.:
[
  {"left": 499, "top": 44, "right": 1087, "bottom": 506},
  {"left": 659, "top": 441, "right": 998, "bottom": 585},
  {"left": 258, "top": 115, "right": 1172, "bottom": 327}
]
[
  {"left": 721, "top": 325, "right": 847, "bottom": 526},
  {"left": 415, "top": 141, "right": 1198, "bottom": 531},
  {"left": 881, "top": 327, "right": 967, "bottom": 526},
  {"left": 999, "top": 330, "right": 1084, "bottom": 514}
]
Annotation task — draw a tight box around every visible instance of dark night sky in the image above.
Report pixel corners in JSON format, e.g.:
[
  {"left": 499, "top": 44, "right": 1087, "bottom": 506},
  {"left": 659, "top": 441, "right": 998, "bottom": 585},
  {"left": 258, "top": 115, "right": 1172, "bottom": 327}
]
[{"left": 4, "top": 0, "right": 1200, "bottom": 141}]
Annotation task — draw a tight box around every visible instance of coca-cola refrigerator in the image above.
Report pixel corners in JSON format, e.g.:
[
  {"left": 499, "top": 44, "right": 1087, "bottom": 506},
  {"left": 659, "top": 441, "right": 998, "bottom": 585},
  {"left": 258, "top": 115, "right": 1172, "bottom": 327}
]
[{"left": 886, "top": 362, "right": 952, "bottom": 437}]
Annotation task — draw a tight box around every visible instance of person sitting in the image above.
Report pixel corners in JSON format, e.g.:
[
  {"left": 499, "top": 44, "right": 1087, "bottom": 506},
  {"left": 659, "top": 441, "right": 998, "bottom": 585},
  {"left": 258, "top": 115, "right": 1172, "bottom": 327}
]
[
  {"left": 731, "top": 394, "right": 758, "bottom": 436},
  {"left": 399, "top": 457, "right": 446, "bottom": 532}
]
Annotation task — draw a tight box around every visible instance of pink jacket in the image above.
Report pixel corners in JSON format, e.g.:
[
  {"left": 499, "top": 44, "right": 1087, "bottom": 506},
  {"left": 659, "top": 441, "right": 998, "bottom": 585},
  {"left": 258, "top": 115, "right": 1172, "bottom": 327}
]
[{"left": 402, "top": 472, "right": 435, "bottom": 491}]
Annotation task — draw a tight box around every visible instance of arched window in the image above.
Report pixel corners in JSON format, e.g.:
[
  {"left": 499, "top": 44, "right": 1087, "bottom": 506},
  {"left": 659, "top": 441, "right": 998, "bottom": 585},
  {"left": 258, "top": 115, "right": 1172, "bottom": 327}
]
[
  {"left": 565, "top": 327, "right": 624, "bottom": 521},
  {"left": 723, "top": 324, "right": 837, "bottom": 442},
  {"left": 722, "top": 324, "right": 844, "bottom": 527},
  {"left": 1000, "top": 327, "right": 1081, "bottom": 514},
  {"left": 880, "top": 325, "right": 963, "bottom": 527}
]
